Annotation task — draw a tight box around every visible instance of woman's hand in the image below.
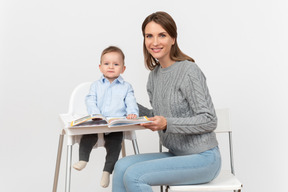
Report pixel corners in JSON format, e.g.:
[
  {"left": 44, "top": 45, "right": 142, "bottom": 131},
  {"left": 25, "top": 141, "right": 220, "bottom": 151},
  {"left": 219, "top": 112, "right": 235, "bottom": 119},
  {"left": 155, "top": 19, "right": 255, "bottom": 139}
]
[{"left": 140, "top": 116, "right": 167, "bottom": 131}]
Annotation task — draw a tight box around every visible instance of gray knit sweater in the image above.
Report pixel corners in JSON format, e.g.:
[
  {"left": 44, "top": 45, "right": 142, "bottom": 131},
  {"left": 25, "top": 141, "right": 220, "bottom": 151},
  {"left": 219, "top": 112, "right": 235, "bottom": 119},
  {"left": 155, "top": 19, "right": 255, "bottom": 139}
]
[{"left": 138, "top": 60, "right": 218, "bottom": 155}]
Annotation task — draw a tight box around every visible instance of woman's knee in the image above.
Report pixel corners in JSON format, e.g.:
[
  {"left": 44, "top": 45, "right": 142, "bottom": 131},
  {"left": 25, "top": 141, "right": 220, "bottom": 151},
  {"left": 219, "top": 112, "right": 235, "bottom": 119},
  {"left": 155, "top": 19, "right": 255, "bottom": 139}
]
[
  {"left": 114, "top": 156, "right": 130, "bottom": 173},
  {"left": 122, "top": 165, "right": 138, "bottom": 187}
]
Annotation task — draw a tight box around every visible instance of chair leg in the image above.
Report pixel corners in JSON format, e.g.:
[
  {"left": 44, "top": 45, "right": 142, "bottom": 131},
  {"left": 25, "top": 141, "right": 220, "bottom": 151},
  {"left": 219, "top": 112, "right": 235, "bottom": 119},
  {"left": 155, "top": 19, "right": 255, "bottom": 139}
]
[
  {"left": 65, "top": 145, "right": 72, "bottom": 192},
  {"left": 52, "top": 134, "right": 64, "bottom": 192},
  {"left": 121, "top": 140, "right": 127, "bottom": 157},
  {"left": 132, "top": 139, "right": 139, "bottom": 154},
  {"left": 159, "top": 140, "right": 163, "bottom": 192}
]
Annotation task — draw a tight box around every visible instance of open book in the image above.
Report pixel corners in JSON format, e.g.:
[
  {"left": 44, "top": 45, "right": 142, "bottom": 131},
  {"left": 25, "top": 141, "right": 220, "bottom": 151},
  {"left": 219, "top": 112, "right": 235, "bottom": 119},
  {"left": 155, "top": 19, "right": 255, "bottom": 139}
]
[{"left": 69, "top": 114, "right": 152, "bottom": 128}]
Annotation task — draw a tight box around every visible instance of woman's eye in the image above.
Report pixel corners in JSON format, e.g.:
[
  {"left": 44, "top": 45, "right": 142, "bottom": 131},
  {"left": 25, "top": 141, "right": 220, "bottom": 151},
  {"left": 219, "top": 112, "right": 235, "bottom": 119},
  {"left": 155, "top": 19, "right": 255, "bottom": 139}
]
[
  {"left": 160, "top": 34, "right": 166, "bottom": 38},
  {"left": 146, "top": 34, "right": 152, "bottom": 38}
]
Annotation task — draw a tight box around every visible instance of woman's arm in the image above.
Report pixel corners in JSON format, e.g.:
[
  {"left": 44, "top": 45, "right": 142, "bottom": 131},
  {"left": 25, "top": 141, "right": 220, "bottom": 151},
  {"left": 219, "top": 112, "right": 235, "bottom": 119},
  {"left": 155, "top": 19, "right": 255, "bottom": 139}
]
[
  {"left": 138, "top": 103, "right": 154, "bottom": 117},
  {"left": 165, "top": 65, "right": 217, "bottom": 134}
]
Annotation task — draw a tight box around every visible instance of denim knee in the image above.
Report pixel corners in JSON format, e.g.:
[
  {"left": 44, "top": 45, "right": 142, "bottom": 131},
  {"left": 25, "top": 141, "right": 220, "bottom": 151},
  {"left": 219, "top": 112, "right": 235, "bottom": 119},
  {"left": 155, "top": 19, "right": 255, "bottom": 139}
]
[
  {"left": 114, "top": 158, "right": 124, "bottom": 172},
  {"left": 123, "top": 166, "right": 135, "bottom": 183}
]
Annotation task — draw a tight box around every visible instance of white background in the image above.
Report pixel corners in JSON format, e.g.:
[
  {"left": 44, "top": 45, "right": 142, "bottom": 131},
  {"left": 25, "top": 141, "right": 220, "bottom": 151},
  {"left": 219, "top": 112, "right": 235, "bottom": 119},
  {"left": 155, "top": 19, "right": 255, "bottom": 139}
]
[{"left": 1, "top": 0, "right": 287, "bottom": 192}]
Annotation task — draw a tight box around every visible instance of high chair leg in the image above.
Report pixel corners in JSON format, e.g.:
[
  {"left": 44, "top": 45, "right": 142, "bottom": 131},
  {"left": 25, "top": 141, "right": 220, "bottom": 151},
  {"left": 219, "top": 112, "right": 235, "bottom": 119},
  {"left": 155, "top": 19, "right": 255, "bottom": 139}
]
[
  {"left": 53, "top": 134, "right": 64, "bottom": 192},
  {"left": 121, "top": 140, "right": 126, "bottom": 157},
  {"left": 65, "top": 145, "right": 72, "bottom": 192}
]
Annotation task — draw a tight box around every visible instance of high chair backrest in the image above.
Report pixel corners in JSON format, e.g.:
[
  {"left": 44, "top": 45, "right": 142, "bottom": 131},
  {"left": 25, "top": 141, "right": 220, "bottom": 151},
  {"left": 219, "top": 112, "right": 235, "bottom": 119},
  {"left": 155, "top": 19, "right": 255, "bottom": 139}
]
[{"left": 68, "top": 82, "right": 91, "bottom": 115}]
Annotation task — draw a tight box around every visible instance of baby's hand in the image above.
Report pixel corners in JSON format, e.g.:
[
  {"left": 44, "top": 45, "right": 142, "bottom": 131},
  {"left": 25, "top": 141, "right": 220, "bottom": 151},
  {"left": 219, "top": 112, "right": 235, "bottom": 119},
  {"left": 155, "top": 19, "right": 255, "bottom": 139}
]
[{"left": 127, "top": 114, "right": 137, "bottom": 119}]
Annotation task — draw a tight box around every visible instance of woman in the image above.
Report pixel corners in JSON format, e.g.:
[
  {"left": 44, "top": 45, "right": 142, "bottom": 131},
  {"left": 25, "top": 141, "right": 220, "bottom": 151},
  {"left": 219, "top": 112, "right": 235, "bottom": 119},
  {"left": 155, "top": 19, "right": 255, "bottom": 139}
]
[{"left": 112, "top": 11, "right": 221, "bottom": 192}]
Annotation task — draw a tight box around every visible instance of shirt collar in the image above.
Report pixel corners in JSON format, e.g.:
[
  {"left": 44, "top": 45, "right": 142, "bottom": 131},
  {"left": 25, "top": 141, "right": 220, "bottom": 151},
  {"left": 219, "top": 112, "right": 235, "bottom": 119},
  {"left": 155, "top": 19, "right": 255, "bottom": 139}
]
[{"left": 100, "top": 75, "right": 124, "bottom": 84}]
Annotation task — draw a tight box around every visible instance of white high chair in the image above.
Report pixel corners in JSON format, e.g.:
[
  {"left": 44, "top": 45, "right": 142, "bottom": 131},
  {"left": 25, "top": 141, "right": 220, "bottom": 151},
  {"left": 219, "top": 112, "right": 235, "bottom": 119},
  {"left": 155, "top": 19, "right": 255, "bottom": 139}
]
[
  {"left": 52, "top": 82, "right": 141, "bottom": 192},
  {"left": 160, "top": 108, "right": 243, "bottom": 192}
]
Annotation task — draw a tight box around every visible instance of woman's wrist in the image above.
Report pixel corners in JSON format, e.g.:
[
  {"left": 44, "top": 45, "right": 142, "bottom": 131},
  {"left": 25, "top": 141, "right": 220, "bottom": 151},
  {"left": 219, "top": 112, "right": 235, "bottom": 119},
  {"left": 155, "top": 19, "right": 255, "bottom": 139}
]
[{"left": 161, "top": 116, "right": 167, "bottom": 131}]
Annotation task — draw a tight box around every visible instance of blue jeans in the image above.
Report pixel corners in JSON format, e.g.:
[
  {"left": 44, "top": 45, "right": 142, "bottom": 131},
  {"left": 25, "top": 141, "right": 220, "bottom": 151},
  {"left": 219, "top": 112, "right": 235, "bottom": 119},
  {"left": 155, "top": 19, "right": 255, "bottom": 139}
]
[{"left": 112, "top": 147, "right": 221, "bottom": 192}]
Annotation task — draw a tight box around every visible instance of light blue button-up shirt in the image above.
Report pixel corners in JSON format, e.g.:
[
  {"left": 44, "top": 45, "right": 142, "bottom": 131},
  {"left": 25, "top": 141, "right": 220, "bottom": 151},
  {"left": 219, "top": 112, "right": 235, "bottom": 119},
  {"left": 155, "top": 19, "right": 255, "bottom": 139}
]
[{"left": 85, "top": 75, "right": 139, "bottom": 117}]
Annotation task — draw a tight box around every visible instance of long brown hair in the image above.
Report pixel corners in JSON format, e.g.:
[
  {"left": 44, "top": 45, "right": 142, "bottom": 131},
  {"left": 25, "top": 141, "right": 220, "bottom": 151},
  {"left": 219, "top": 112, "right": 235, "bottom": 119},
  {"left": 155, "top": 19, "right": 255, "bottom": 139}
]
[{"left": 142, "top": 11, "right": 195, "bottom": 70}]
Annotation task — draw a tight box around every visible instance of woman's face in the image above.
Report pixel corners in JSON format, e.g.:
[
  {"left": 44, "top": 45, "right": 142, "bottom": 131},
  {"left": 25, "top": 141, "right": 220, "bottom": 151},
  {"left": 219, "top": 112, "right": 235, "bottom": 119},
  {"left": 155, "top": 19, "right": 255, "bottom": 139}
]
[{"left": 144, "top": 21, "right": 175, "bottom": 64}]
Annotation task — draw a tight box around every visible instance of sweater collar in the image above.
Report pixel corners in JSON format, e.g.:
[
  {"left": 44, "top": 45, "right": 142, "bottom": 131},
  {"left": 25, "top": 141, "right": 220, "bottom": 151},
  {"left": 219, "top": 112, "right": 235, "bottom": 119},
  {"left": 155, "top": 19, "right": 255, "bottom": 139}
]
[{"left": 158, "top": 61, "right": 181, "bottom": 73}]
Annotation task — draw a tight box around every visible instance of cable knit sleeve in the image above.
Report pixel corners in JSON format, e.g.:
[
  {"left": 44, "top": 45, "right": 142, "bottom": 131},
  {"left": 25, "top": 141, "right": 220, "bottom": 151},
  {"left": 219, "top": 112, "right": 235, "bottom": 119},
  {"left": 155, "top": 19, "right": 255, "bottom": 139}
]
[{"left": 165, "top": 63, "right": 217, "bottom": 134}]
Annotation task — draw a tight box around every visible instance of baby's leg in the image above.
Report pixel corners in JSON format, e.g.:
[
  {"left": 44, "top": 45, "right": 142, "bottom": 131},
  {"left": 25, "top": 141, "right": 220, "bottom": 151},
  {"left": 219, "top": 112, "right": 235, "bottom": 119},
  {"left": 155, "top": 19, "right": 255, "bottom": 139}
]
[
  {"left": 101, "top": 132, "right": 123, "bottom": 187},
  {"left": 100, "top": 171, "right": 110, "bottom": 188},
  {"left": 73, "top": 161, "right": 87, "bottom": 171},
  {"left": 73, "top": 134, "right": 98, "bottom": 171}
]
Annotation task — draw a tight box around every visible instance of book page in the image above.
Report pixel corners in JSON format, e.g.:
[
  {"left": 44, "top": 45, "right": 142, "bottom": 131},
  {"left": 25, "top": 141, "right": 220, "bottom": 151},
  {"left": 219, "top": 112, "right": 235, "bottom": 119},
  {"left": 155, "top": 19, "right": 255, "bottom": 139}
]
[
  {"left": 107, "top": 116, "right": 152, "bottom": 127},
  {"left": 73, "top": 119, "right": 108, "bottom": 127},
  {"left": 70, "top": 114, "right": 105, "bottom": 127}
]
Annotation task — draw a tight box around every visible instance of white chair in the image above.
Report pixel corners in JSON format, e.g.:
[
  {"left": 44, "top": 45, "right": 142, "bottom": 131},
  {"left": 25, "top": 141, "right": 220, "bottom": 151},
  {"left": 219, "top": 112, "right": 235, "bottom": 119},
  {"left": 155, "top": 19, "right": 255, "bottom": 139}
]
[
  {"left": 161, "top": 108, "right": 243, "bottom": 192},
  {"left": 52, "top": 82, "right": 140, "bottom": 192}
]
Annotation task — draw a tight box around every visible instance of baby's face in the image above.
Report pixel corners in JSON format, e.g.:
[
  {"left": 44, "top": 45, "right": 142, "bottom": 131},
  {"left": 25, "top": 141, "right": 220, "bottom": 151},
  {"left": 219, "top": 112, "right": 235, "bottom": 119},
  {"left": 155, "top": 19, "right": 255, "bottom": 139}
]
[{"left": 99, "top": 52, "right": 126, "bottom": 83}]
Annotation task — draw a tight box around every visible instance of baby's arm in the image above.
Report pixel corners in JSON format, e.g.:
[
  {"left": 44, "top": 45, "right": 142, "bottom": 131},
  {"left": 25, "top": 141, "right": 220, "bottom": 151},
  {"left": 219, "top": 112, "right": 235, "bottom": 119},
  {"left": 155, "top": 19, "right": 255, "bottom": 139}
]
[
  {"left": 85, "top": 82, "right": 101, "bottom": 114},
  {"left": 124, "top": 83, "right": 139, "bottom": 116},
  {"left": 126, "top": 114, "right": 137, "bottom": 119}
]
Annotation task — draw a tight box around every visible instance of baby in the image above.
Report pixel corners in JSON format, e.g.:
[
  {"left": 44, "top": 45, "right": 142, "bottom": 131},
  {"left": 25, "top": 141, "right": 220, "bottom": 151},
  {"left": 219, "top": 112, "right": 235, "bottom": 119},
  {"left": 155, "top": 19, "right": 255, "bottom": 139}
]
[{"left": 73, "top": 46, "right": 138, "bottom": 188}]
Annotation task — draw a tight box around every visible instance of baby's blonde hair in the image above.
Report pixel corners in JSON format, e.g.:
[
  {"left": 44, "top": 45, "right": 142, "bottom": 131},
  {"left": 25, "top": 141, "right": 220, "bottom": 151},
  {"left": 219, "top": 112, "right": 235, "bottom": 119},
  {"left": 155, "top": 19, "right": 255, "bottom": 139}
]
[{"left": 100, "top": 46, "right": 125, "bottom": 65}]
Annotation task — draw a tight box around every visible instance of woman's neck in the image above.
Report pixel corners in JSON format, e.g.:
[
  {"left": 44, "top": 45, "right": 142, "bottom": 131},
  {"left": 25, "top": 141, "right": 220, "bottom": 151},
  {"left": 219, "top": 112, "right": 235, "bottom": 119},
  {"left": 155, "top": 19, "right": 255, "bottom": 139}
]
[{"left": 159, "top": 58, "right": 175, "bottom": 68}]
